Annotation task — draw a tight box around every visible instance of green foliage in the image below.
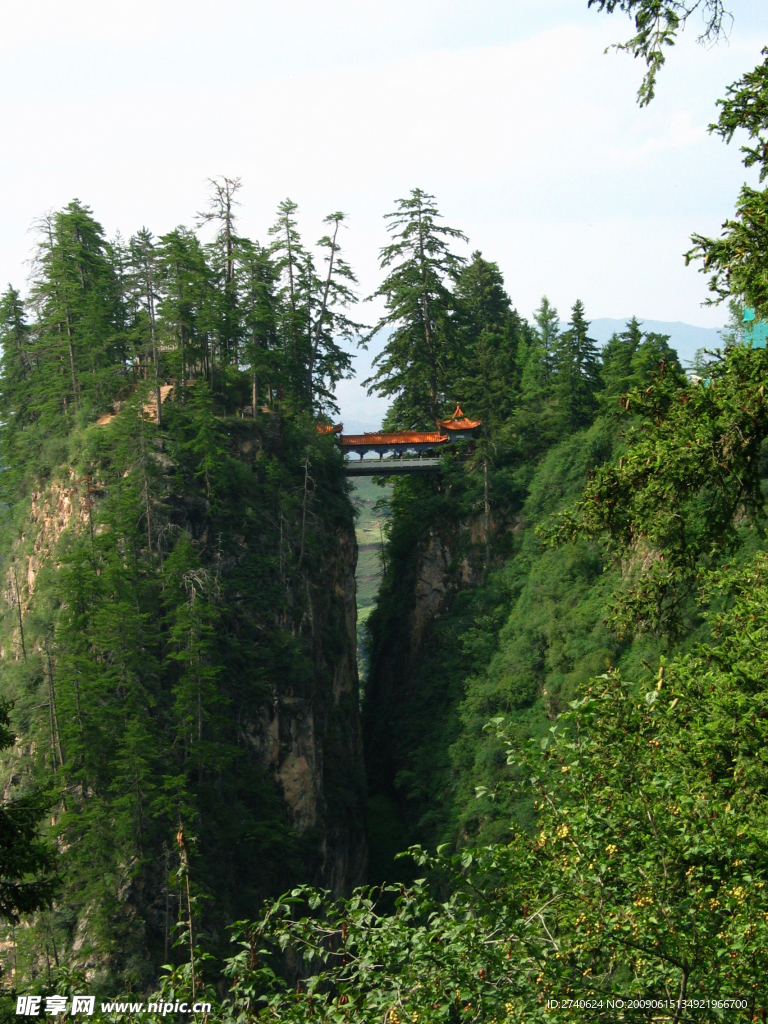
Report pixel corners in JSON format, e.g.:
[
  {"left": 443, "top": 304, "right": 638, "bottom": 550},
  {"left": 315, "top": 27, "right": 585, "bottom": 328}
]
[
  {"left": 679, "top": 23, "right": 768, "bottom": 325},
  {"left": 268, "top": 199, "right": 361, "bottom": 414},
  {"left": 0, "top": 191, "right": 366, "bottom": 990},
  {"left": 453, "top": 251, "right": 522, "bottom": 433},
  {"left": 598, "top": 317, "right": 678, "bottom": 413},
  {"left": 365, "top": 189, "right": 468, "bottom": 428},
  {"left": 711, "top": 47, "right": 768, "bottom": 181},
  {"left": 551, "top": 345, "right": 768, "bottom": 637},
  {"left": 0, "top": 703, "right": 57, "bottom": 923},
  {"left": 230, "top": 556, "right": 768, "bottom": 1017},
  {"left": 552, "top": 300, "right": 601, "bottom": 431},
  {"left": 688, "top": 185, "right": 768, "bottom": 321},
  {"left": 588, "top": 0, "right": 731, "bottom": 106},
  {"left": 103, "top": 542, "right": 768, "bottom": 1020}
]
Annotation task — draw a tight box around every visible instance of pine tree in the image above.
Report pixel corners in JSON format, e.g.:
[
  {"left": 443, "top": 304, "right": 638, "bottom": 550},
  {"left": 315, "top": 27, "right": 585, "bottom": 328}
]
[
  {"left": 599, "top": 315, "right": 643, "bottom": 411},
  {"left": 269, "top": 199, "right": 309, "bottom": 408},
  {"left": 453, "top": 252, "right": 521, "bottom": 567},
  {"left": 238, "top": 239, "right": 279, "bottom": 414},
  {"left": 365, "top": 189, "right": 467, "bottom": 429},
  {"left": 266, "top": 202, "right": 361, "bottom": 416},
  {"left": 198, "top": 177, "right": 243, "bottom": 375},
  {"left": 517, "top": 296, "right": 559, "bottom": 409},
  {"left": 599, "top": 318, "right": 680, "bottom": 413},
  {"left": 630, "top": 329, "right": 679, "bottom": 383},
  {"left": 156, "top": 227, "right": 213, "bottom": 396},
  {"left": 532, "top": 295, "right": 558, "bottom": 384},
  {"left": 306, "top": 213, "right": 360, "bottom": 416},
  {"left": 552, "top": 299, "right": 600, "bottom": 431},
  {"left": 510, "top": 297, "right": 561, "bottom": 460},
  {"left": 29, "top": 201, "right": 125, "bottom": 422},
  {"left": 129, "top": 229, "right": 163, "bottom": 423},
  {"left": 0, "top": 703, "right": 57, "bottom": 922},
  {"left": 0, "top": 288, "right": 35, "bottom": 491},
  {"left": 453, "top": 253, "right": 520, "bottom": 428}
]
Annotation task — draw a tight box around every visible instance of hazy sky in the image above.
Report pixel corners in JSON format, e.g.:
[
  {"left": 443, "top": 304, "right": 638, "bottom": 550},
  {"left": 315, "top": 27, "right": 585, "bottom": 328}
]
[{"left": 1, "top": 1, "right": 764, "bottom": 424}]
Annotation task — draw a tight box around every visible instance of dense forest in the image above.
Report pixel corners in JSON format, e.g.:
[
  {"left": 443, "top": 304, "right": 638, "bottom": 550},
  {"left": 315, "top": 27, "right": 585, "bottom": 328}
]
[
  {"left": 0, "top": 185, "right": 369, "bottom": 990},
  {"left": 3, "top": 0, "right": 768, "bottom": 1020}
]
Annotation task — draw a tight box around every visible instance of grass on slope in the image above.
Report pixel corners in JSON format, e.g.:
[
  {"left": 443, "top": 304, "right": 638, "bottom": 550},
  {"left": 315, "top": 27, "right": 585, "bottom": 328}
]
[{"left": 350, "top": 477, "right": 391, "bottom": 681}]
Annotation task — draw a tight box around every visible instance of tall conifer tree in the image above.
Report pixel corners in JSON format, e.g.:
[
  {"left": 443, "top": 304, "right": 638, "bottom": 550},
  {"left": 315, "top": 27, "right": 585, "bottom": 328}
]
[
  {"left": 238, "top": 239, "right": 280, "bottom": 413},
  {"left": 156, "top": 227, "right": 212, "bottom": 394},
  {"left": 29, "top": 202, "right": 125, "bottom": 420},
  {"left": 365, "top": 189, "right": 467, "bottom": 429},
  {"left": 453, "top": 252, "right": 521, "bottom": 566},
  {"left": 269, "top": 199, "right": 309, "bottom": 407},
  {"left": 198, "top": 177, "right": 243, "bottom": 374},
  {"left": 304, "top": 213, "right": 363, "bottom": 416},
  {"left": 552, "top": 299, "right": 600, "bottom": 430}
]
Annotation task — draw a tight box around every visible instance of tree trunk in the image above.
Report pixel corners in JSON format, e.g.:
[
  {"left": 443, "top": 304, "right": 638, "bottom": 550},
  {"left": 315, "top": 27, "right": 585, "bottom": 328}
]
[
  {"left": 484, "top": 456, "right": 490, "bottom": 573},
  {"left": 12, "top": 565, "right": 26, "bottom": 661},
  {"left": 152, "top": 331, "right": 161, "bottom": 423},
  {"left": 298, "top": 450, "right": 311, "bottom": 570},
  {"left": 309, "top": 218, "right": 341, "bottom": 412},
  {"left": 66, "top": 314, "right": 79, "bottom": 408},
  {"left": 45, "top": 643, "right": 64, "bottom": 771}
]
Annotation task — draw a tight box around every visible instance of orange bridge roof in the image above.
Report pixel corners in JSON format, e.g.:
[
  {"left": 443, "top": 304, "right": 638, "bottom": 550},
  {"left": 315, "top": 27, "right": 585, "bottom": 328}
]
[
  {"left": 439, "top": 403, "right": 482, "bottom": 431},
  {"left": 340, "top": 430, "right": 449, "bottom": 447},
  {"left": 316, "top": 422, "right": 343, "bottom": 434}
]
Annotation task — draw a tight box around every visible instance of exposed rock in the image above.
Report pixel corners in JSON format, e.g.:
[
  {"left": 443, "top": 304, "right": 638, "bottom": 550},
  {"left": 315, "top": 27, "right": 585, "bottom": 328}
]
[
  {"left": 243, "top": 518, "right": 367, "bottom": 895},
  {"left": 412, "top": 529, "right": 449, "bottom": 647}
]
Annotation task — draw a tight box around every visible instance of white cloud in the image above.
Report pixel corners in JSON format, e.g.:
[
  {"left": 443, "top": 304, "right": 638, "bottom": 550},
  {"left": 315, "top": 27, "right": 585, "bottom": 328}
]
[{"left": 0, "top": 3, "right": 762, "bottom": 425}]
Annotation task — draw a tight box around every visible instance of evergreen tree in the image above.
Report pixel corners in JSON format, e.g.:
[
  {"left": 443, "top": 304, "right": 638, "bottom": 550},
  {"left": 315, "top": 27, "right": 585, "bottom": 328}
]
[
  {"left": 0, "top": 703, "right": 56, "bottom": 922},
  {"left": 453, "top": 252, "right": 522, "bottom": 567},
  {"left": 365, "top": 189, "right": 467, "bottom": 429},
  {"left": 156, "top": 227, "right": 213, "bottom": 395},
  {"left": 598, "top": 315, "right": 643, "bottom": 411},
  {"left": 453, "top": 251, "right": 520, "bottom": 426},
  {"left": 532, "top": 294, "right": 558, "bottom": 384},
  {"left": 269, "top": 199, "right": 310, "bottom": 407},
  {"left": 0, "top": 288, "right": 35, "bottom": 491},
  {"left": 237, "top": 239, "right": 279, "bottom": 413},
  {"left": 305, "top": 213, "right": 360, "bottom": 416},
  {"left": 630, "top": 328, "right": 678, "bottom": 382},
  {"left": 599, "top": 318, "right": 680, "bottom": 413},
  {"left": 552, "top": 299, "right": 600, "bottom": 430},
  {"left": 267, "top": 202, "right": 360, "bottom": 415},
  {"left": 198, "top": 177, "right": 243, "bottom": 377},
  {"left": 29, "top": 201, "right": 125, "bottom": 422},
  {"left": 128, "top": 229, "right": 163, "bottom": 423},
  {"left": 516, "top": 295, "right": 559, "bottom": 417}
]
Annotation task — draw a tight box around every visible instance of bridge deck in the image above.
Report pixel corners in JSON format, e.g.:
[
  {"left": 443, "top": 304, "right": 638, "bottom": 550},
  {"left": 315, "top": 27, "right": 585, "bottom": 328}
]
[{"left": 344, "top": 458, "right": 442, "bottom": 476}]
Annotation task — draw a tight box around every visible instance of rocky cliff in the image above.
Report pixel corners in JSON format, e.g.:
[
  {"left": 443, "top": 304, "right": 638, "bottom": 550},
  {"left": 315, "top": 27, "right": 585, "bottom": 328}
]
[
  {"left": 247, "top": 518, "right": 367, "bottom": 895},
  {"left": 0, "top": 410, "right": 367, "bottom": 989},
  {"left": 362, "top": 482, "right": 492, "bottom": 876}
]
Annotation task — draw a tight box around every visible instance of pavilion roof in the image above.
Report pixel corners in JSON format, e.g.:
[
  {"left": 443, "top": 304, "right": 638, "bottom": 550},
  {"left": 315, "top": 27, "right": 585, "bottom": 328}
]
[
  {"left": 316, "top": 422, "right": 344, "bottom": 434},
  {"left": 340, "top": 431, "right": 449, "bottom": 447},
  {"left": 439, "top": 403, "right": 482, "bottom": 431}
]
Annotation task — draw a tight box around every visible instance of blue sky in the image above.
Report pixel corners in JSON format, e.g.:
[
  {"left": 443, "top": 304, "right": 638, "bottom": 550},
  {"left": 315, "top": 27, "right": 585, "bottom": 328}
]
[{"left": 1, "top": 1, "right": 763, "bottom": 424}]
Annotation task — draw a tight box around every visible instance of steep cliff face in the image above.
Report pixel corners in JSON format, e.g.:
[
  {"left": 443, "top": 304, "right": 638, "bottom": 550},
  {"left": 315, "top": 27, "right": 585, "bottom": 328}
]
[
  {"left": 362, "top": 491, "right": 490, "bottom": 876},
  {"left": 248, "top": 521, "right": 367, "bottom": 894},
  {"left": 0, "top": 410, "right": 367, "bottom": 988}
]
